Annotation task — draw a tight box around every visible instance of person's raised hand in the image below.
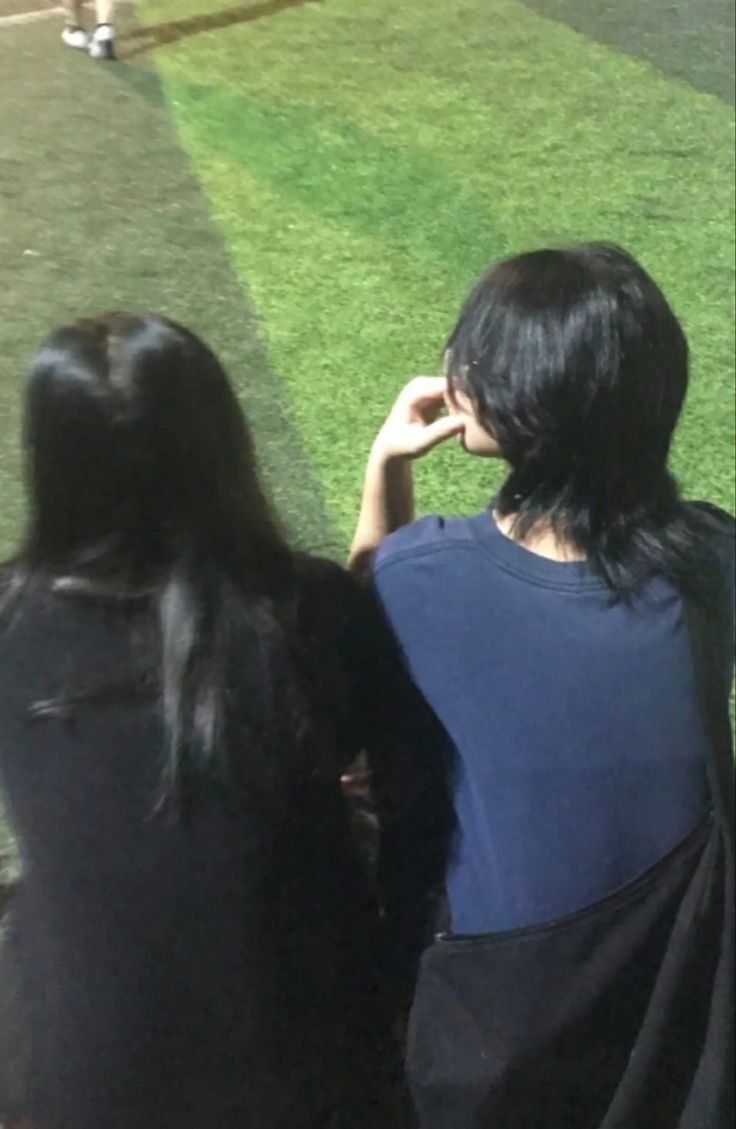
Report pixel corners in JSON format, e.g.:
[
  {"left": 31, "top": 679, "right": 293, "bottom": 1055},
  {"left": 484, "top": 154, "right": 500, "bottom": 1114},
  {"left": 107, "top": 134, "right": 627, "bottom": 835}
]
[{"left": 372, "top": 377, "right": 465, "bottom": 462}]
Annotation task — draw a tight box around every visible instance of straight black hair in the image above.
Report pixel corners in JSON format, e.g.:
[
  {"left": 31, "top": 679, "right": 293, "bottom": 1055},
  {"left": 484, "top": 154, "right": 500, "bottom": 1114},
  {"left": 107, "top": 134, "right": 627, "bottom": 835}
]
[
  {"left": 445, "top": 243, "right": 714, "bottom": 599},
  {"left": 5, "top": 314, "right": 305, "bottom": 810}
]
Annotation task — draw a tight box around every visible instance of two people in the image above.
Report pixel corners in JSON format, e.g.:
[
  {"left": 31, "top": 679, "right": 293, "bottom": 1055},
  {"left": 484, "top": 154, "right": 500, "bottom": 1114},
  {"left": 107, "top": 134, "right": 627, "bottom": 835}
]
[{"left": 0, "top": 244, "right": 733, "bottom": 1128}]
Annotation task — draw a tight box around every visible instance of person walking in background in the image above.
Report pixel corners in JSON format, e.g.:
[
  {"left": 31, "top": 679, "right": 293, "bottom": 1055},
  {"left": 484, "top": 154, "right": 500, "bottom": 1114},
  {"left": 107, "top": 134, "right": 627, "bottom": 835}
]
[
  {"left": 351, "top": 243, "right": 735, "bottom": 1128},
  {"left": 61, "top": 0, "right": 115, "bottom": 60},
  {"left": 0, "top": 314, "right": 437, "bottom": 1129}
]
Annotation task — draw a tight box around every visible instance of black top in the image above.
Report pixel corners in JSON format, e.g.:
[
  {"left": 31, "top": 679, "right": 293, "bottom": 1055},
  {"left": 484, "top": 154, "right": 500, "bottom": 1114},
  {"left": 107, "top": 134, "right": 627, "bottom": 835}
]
[{"left": 0, "top": 557, "right": 437, "bottom": 1129}]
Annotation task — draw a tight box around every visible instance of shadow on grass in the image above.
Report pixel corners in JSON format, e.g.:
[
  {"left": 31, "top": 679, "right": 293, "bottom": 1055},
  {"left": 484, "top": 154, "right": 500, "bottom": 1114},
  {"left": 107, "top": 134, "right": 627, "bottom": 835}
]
[
  {"left": 122, "top": 0, "right": 322, "bottom": 58},
  {"left": 520, "top": 0, "right": 734, "bottom": 104}
]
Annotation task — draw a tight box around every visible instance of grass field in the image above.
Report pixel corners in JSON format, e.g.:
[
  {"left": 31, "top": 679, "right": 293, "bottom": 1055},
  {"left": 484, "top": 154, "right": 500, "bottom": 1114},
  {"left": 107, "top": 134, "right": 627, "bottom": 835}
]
[
  {"left": 0, "top": 0, "right": 734, "bottom": 865},
  {"left": 140, "top": 0, "right": 735, "bottom": 535}
]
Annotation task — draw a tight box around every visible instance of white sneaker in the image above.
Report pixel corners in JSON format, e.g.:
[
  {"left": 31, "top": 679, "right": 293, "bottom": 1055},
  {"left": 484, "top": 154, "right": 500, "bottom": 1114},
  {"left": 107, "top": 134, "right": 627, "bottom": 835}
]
[
  {"left": 89, "top": 23, "right": 116, "bottom": 60},
  {"left": 62, "top": 25, "right": 89, "bottom": 49}
]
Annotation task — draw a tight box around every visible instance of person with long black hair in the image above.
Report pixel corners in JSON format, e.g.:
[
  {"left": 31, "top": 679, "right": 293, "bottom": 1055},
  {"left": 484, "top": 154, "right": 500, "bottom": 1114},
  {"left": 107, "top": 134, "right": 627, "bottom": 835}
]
[
  {"left": 352, "top": 244, "right": 735, "bottom": 1128},
  {"left": 0, "top": 314, "right": 437, "bottom": 1129}
]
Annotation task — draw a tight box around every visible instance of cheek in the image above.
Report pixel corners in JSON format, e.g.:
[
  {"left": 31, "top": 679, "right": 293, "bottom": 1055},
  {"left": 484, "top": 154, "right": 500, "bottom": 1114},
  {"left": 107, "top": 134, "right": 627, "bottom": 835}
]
[{"left": 462, "top": 418, "right": 501, "bottom": 456}]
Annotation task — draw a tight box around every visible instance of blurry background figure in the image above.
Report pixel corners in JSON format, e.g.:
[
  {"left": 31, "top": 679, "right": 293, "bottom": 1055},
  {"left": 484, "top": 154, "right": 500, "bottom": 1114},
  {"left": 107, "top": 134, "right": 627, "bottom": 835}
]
[{"left": 61, "top": 0, "right": 115, "bottom": 60}]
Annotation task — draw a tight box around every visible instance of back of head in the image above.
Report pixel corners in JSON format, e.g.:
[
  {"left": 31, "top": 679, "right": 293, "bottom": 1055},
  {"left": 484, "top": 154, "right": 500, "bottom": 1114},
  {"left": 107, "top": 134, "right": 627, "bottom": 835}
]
[
  {"left": 15, "top": 314, "right": 297, "bottom": 810},
  {"left": 446, "top": 243, "right": 706, "bottom": 598},
  {"left": 23, "top": 313, "right": 282, "bottom": 591}
]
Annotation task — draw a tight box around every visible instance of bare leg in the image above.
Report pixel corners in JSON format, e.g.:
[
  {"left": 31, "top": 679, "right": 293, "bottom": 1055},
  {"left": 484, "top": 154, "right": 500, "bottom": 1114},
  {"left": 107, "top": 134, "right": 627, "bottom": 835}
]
[
  {"left": 62, "top": 0, "right": 84, "bottom": 26},
  {"left": 96, "top": 0, "right": 114, "bottom": 23}
]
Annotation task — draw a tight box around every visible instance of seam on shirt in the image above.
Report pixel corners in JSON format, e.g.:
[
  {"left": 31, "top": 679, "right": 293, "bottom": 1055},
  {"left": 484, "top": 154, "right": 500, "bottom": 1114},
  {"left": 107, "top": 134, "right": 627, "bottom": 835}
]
[{"left": 375, "top": 539, "right": 607, "bottom": 596}]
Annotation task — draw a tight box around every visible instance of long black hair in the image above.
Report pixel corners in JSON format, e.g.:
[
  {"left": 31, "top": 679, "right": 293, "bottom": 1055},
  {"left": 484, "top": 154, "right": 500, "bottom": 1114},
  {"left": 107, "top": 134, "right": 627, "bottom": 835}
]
[
  {"left": 5, "top": 314, "right": 304, "bottom": 809},
  {"left": 446, "top": 243, "right": 714, "bottom": 600}
]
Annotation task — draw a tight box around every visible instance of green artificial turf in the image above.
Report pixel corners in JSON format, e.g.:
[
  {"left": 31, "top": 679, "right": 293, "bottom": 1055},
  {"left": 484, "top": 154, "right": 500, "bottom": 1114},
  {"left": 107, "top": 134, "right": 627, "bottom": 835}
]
[
  {"left": 139, "top": 0, "right": 735, "bottom": 540},
  {"left": 523, "top": 0, "right": 735, "bottom": 103},
  {"left": 1, "top": 0, "right": 733, "bottom": 562},
  {"left": 0, "top": 10, "right": 334, "bottom": 562},
  {"left": 0, "top": 0, "right": 734, "bottom": 866}
]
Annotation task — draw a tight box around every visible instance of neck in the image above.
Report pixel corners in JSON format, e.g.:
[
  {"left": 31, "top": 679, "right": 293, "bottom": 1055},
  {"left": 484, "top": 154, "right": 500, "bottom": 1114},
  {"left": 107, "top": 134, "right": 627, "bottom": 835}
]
[{"left": 493, "top": 511, "right": 587, "bottom": 562}]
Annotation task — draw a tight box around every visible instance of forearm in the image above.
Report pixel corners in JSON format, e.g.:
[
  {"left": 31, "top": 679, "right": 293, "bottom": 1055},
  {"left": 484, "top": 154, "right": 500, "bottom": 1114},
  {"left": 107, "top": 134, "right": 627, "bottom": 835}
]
[
  {"left": 349, "top": 374, "right": 462, "bottom": 572},
  {"left": 349, "top": 448, "right": 414, "bottom": 574},
  {"left": 62, "top": 0, "right": 83, "bottom": 22}
]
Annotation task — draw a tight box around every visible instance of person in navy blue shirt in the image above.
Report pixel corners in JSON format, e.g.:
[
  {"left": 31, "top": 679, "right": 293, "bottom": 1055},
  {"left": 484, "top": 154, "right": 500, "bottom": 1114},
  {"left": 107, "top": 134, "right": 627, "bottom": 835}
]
[{"left": 350, "top": 243, "right": 735, "bottom": 1126}]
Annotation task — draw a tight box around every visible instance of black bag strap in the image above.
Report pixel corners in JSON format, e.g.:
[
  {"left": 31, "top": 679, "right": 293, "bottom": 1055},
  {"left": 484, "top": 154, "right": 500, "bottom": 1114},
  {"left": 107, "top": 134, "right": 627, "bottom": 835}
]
[{"left": 684, "top": 578, "right": 735, "bottom": 850}]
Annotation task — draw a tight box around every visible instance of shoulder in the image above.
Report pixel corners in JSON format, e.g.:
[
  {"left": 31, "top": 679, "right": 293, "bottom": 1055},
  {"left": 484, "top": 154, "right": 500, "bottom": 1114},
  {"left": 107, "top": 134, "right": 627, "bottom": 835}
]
[
  {"left": 685, "top": 501, "right": 735, "bottom": 578},
  {"left": 0, "top": 563, "right": 20, "bottom": 613},
  {"left": 0, "top": 575, "right": 85, "bottom": 698},
  {"left": 291, "top": 552, "right": 384, "bottom": 648},
  {"left": 292, "top": 552, "right": 366, "bottom": 614},
  {"left": 374, "top": 514, "right": 484, "bottom": 575},
  {"left": 290, "top": 553, "right": 411, "bottom": 734},
  {"left": 686, "top": 501, "right": 735, "bottom": 538},
  {"left": 0, "top": 573, "right": 148, "bottom": 673},
  {"left": 0, "top": 569, "right": 42, "bottom": 641},
  {"left": 683, "top": 504, "right": 735, "bottom": 638}
]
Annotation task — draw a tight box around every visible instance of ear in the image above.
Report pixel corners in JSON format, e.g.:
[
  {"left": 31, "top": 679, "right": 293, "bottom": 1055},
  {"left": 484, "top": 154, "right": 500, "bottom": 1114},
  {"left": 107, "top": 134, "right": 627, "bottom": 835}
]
[{"left": 447, "top": 386, "right": 474, "bottom": 416}]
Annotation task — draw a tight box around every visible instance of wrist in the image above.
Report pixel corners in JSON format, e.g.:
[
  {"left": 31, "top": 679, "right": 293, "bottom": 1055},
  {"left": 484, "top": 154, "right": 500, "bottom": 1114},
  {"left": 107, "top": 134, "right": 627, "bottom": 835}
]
[{"left": 368, "top": 436, "right": 412, "bottom": 469}]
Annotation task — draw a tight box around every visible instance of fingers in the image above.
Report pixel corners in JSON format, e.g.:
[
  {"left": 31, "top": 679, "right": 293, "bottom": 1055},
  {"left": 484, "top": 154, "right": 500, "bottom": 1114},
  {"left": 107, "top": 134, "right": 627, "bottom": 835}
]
[
  {"left": 371, "top": 375, "right": 464, "bottom": 462},
  {"left": 417, "top": 413, "right": 465, "bottom": 452},
  {"left": 398, "top": 375, "right": 448, "bottom": 407}
]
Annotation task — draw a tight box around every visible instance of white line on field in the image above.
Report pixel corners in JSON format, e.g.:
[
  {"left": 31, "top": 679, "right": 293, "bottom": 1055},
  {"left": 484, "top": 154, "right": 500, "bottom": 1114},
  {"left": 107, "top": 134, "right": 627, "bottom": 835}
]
[{"left": 0, "top": 5, "right": 62, "bottom": 26}]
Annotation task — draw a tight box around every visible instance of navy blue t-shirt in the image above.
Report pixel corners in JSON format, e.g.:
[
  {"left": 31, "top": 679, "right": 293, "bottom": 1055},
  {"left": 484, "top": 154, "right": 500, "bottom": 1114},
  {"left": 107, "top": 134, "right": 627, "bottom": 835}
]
[{"left": 373, "top": 507, "right": 734, "bottom": 935}]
